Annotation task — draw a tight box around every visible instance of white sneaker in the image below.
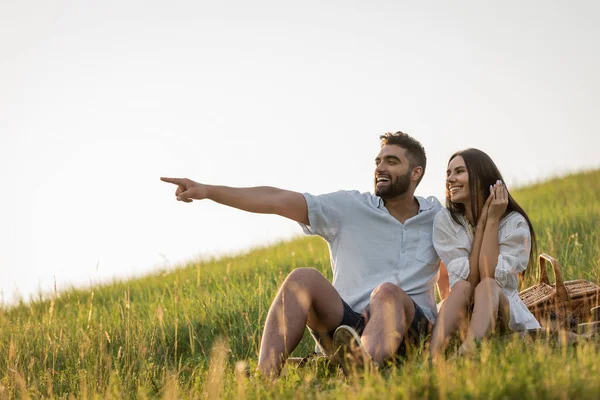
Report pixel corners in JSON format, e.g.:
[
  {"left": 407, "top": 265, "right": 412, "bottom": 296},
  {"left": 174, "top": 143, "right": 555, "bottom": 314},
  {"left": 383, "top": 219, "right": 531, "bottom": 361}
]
[{"left": 333, "top": 325, "right": 375, "bottom": 376}]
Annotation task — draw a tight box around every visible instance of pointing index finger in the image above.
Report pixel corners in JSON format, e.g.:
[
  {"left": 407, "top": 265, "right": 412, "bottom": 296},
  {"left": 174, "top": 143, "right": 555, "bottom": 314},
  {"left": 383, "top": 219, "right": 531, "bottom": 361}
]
[{"left": 160, "top": 177, "right": 184, "bottom": 186}]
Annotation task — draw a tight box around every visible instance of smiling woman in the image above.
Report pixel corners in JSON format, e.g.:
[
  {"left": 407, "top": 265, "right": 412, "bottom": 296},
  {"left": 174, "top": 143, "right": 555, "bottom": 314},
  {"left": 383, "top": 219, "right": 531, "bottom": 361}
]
[
  {"left": 429, "top": 148, "right": 541, "bottom": 360},
  {"left": 446, "top": 157, "right": 469, "bottom": 204}
]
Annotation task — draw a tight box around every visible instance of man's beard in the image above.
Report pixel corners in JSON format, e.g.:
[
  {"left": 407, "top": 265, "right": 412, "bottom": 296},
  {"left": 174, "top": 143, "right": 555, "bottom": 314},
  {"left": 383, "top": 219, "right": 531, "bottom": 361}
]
[{"left": 375, "top": 171, "right": 411, "bottom": 199}]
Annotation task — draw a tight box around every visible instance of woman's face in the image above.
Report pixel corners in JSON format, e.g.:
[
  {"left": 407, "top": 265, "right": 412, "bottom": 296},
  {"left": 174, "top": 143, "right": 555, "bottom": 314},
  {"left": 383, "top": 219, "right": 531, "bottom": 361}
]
[{"left": 446, "top": 156, "right": 470, "bottom": 204}]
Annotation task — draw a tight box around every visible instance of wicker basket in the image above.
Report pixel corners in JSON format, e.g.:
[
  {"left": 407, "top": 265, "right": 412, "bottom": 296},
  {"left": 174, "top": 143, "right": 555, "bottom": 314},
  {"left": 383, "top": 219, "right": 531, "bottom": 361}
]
[{"left": 519, "top": 253, "right": 600, "bottom": 330}]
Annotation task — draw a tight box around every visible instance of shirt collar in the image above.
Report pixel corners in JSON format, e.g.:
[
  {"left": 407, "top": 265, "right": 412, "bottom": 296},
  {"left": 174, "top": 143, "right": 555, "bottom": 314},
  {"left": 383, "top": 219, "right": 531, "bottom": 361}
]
[
  {"left": 376, "top": 196, "right": 434, "bottom": 214},
  {"left": 416, "top": 196, "right": 435, "bottom": 213}
]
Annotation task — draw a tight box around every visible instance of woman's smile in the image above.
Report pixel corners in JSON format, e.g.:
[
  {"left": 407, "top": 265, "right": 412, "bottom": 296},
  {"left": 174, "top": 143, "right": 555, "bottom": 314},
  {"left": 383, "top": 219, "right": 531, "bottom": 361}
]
[{"left": 446, "top": 156, "right": 469, "bottom": 203}]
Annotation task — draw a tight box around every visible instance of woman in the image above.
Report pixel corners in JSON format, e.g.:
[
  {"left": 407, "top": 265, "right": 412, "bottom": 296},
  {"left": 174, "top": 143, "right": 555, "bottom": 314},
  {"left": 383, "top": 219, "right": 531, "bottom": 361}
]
[{"left": 429, "top": 148, "right": 540, "bottom": 359}]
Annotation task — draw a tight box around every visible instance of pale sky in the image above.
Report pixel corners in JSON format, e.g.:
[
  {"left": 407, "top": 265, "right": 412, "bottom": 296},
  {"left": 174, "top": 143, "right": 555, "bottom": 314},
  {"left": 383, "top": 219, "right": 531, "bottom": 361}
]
[{"left": 1, "top": 0, "right": 599, "bottom": 305}]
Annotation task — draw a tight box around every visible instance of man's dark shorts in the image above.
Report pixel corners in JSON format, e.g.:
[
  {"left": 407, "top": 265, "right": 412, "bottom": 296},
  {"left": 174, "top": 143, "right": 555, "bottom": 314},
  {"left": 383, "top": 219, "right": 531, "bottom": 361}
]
[{"left": 308, "top": 298, "right": 432, "bottom": 357}]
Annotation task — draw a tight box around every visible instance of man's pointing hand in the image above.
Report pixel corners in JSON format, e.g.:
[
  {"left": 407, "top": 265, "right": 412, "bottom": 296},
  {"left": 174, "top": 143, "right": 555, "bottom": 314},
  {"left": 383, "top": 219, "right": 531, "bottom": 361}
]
[{"left": 160, "top": 177, "right": 208, "bottom": 203}]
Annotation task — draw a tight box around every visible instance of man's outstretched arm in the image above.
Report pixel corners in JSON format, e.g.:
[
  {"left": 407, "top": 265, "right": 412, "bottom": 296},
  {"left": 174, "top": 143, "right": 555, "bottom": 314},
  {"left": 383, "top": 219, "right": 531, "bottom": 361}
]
[{"left": 160, "top": 177, "right": 309, "bottom": 225}]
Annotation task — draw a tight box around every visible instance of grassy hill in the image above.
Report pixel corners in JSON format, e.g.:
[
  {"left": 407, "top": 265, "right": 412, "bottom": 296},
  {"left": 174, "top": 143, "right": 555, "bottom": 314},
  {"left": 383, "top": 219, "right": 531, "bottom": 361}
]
[{"left": 1, "top": 170, "right": 599, "bottom": 399}]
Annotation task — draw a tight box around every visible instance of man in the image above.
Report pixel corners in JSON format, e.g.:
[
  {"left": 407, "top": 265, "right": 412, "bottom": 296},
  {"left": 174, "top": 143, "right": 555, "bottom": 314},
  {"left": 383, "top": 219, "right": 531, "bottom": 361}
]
[{"left": 161, "top": 132, "right": 442, "bottom": 377}]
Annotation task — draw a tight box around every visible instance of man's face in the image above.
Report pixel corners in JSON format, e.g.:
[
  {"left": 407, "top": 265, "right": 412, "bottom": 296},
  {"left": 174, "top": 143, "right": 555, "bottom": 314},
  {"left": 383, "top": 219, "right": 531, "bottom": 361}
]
[{"left": 374, "top": 144, "right": 413, "bottom": 198}]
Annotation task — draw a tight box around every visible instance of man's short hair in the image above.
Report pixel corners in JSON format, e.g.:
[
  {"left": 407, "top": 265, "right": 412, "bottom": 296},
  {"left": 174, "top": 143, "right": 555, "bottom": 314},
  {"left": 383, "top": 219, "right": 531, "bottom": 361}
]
[{"left": 379, "top": 131, "right": 427, "bottom": 185}]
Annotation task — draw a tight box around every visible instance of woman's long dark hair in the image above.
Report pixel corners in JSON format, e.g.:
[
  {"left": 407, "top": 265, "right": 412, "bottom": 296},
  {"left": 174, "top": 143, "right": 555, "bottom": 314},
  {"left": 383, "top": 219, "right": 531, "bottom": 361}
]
[{"left": 446, "top": 148, "right": 537, "bottom": 276}]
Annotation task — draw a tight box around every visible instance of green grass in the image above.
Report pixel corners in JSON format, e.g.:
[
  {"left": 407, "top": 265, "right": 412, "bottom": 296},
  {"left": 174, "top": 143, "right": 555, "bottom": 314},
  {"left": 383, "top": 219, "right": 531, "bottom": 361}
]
[
  {"left": 1, "top": 170, "right": 600, "bottom": 399},
  {"left": 517, "top": 169, "right": 600, "bottom": 286}
]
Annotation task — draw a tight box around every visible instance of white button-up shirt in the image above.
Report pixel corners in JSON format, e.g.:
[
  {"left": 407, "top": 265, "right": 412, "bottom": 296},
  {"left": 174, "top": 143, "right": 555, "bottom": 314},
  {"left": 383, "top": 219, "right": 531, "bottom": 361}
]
[
  {"left": 300, "top": 190, "right": 442, "bottom": 323},
  {"left": 433, "top": 208, "right": 541, "bottom": 330}
]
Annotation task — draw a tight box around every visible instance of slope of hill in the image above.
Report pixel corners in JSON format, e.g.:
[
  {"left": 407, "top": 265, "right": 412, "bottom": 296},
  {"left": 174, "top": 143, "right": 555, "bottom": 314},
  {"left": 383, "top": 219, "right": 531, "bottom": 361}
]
[
  {"left": 1, "top": 170, "right": 599, "bottom": 399},
  {"left": 514, "top": 169, "right": 600, "bottom": 283}
]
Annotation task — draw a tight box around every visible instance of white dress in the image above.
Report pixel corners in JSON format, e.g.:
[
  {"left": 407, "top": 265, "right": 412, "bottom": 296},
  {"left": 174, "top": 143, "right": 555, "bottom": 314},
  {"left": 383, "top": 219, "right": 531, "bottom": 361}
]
[{"left": 433, "top": 209, "right": 541, "bottom": 331}]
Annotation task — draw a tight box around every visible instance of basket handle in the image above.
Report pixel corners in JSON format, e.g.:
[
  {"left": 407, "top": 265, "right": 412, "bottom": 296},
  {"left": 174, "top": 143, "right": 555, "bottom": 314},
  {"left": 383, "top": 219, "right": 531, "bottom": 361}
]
[{"left": 539, "top": 253, "right": 570, "bottom": 303}]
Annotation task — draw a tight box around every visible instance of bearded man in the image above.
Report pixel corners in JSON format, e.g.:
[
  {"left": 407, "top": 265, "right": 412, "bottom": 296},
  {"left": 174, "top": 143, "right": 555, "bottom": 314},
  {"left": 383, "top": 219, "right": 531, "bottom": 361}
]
[{"left": 161, "top": 132, "right": 443, "bottom": 377}]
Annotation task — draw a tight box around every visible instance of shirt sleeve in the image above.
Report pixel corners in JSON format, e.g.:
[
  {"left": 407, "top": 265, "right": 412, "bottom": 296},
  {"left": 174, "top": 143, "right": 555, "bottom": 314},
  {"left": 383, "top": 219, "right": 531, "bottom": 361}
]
[
  {"left": 432, "top": 210, "right": 470, "bottom": 289},
  {"left": 299, "top": 191, "right": 349, "bottom": 242},
  {"left": 494, "top": 214, "right": 532, "bottom": 290}
]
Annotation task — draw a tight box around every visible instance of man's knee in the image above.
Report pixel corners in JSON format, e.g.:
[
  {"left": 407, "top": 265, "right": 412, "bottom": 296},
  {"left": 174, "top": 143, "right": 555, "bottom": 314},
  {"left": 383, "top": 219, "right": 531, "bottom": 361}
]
[
  {"left": 275, "top": 268, "right": 324, "bottom": 313},
  {"left": 370, "top": 282, "right": 405, "bottom": 302},
  {"left": 285, "top": 267, "right": 321, "bottom": 284},
  {"left": 282, "top": 268, "right": 325, "bottom": 297},
  {"left": 369, "top": 282, "right": 414, "bottom": 328}
]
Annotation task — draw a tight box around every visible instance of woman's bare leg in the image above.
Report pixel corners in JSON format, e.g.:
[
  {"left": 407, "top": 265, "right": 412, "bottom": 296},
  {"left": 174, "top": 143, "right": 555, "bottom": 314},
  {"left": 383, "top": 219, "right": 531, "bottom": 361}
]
[
  {"left": 459, "top": 277, "right": 509, "bottom": 355},
  {"left": 429, "top": 280, "right": 474, "bottom": 360}
]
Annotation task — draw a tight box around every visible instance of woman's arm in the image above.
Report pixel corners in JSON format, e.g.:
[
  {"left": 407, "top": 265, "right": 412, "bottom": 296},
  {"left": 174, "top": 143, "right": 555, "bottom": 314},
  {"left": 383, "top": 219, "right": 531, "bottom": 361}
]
[
  {"left": 467, "top": 221, "right": 486, "bottom": 284},
  {"left": 479, "top": 182, "right": 509, "bottom": 279},
  {"left": 479, "top": 220, "right": 500, "bottom": 279},
  {"left": 465, "top": 192, "right": 494, "bottom": 285}
]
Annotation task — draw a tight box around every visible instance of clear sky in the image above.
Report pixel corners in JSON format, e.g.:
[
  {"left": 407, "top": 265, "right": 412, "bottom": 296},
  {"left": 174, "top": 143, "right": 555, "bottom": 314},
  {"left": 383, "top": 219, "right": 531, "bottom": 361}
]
[{"left": 1, "top": 0, "right": 599, "bottom": 305}]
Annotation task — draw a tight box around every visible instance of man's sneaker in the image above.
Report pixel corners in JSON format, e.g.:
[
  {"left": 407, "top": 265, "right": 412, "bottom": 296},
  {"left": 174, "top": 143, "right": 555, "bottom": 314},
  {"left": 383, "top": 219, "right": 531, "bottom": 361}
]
[{"left": 333, "top": 325, "right": 376, "bottom": 376}]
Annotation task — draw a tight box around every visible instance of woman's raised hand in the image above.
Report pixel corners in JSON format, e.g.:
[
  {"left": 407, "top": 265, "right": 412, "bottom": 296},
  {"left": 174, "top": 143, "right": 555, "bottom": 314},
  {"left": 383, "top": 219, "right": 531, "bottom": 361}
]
[{"left": 487, "top": 180, "right": 509, "bottom": 222}]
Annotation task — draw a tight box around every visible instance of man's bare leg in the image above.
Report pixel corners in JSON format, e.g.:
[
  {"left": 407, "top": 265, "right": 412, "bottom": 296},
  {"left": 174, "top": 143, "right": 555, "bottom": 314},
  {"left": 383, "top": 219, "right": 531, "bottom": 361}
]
[
  {"left": 429, "top": 280, "right": 474, "bottom": 360},
  {"left": 360, "top": 282, "right": 415, "bottom": 365},
  {"left": 257, "top": 268, "right": 344, "bottom": 377}
]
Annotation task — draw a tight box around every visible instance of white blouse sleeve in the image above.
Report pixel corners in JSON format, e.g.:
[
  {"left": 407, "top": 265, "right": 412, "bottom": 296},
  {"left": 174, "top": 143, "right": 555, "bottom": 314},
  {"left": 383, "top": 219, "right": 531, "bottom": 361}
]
[
  {"left": 433, "top": 210, "right": 470, "bottom": 289},
  {"left": 494, "top": 213, "right": 532, "bottom": 290}
]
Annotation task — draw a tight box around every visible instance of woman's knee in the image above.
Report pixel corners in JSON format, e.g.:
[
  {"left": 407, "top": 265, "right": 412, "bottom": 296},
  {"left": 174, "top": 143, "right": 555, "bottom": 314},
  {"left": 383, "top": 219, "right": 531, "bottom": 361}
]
[
  {"left": 474, "top": 277, "right": 501, "bottom": 297},
  {"left": 453, "top": 280, "right": 474, "bottom": 296}
]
